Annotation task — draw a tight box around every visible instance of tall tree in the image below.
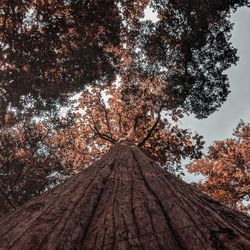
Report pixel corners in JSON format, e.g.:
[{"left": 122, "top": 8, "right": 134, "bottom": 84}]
[
  {"left": 0, "top": 2, "right": 250, "bottom": 247},
  {"left": 0, "top": 84, "right": 204, "bottom": 215},
  {"left": 188, "top": 121, "right": 250, "bottom": 212},
  {"left": 0, "top": 0, "right": 249, "bottom": 219}
]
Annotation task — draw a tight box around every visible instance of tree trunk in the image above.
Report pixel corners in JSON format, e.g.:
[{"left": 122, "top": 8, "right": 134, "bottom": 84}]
[{"left": 0, "top": 141, "right": 249, "bottom": 249}]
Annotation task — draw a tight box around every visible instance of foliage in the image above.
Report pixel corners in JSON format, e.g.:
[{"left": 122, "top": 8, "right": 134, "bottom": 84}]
[
  {"left": 0, "top": 84, "right": 204, "bottom": 215},
  {"left": 0, "top": 120, "right": 70, "bottom": 215},
  {"left": 49, "top": 85, "right": 204, "bottom": 172},
  {"left": 121, "top": 0, "right": 249, "bottom": 118},
  {"left": 0, "top": 0, "right": 123, "bottom": 113},
  {"left": 188, "top": 121, "right": 250, "bottom": 212},
  {"left": 1, "top": 0, "right": 249, "bottom": 125}
]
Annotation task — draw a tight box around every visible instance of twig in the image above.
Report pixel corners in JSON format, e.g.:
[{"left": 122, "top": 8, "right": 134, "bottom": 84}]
[
  {"left": 89, "top": 125, "right": 116, "bottom": 144},
  {"left": 100, "top": 98, "right": 113, "bottom": 138},
  {"left": 0, "top": 184, "right": 16, "bottom": 210},
  {"left": 137, "top": 107, "right": 163, "bottom": 147}
]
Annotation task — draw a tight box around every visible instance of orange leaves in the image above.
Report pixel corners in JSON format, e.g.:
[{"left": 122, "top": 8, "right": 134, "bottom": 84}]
[
  {"left": 0, "top": 79, "right": 204, "bottom": 214},
  {"left": 53, "top": 84, "right": 204, "bottom": 175},
  {"left": 0, "top": 120, "right": 69, "bottom": 214},
  {"left": 22, "top": 65, "right": 30, "bottom": 73},
  {"left": 188, "top": 121, "right": 250, "bottom": 212}
]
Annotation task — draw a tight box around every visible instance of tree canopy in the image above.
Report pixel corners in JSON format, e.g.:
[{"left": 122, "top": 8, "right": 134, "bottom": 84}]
[
  {"left": 1, "top": 0, "right": 249, "bottom": 124},
  {"left": 188, "top": 121, "right": 250, "bottom": 212},
  {"left": 0, "top": 84, "right": 205, "bottom": 215}
]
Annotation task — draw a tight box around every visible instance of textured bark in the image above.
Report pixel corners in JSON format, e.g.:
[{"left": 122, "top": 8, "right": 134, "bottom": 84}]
[{"left": 0, "top": 141, "right": 249, "bottom": 250}]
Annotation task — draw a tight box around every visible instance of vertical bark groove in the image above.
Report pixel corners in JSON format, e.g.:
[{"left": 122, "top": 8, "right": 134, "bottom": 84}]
[
  {"left": 131, "top": 147, "right": 186, "bottom": 250},
  {"left": 79, "top": 163, "right": 115, "bottom": 249}
]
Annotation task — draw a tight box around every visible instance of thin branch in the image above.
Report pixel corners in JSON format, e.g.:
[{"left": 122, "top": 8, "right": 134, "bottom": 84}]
[
  {"left": 93, "top": 124, "right": 116, "bottom": 143},
  {"left": 118, "top": 112, "right": 122, "bottom": 133},
  {"left": 89, "top": 125, "right": 116, "bottom": 144},
  {"left": 0, "top": 184, "right": 16, "bottom": 210},
  {"left": 100, "top": 99, "right": 113, "bottom": 138},
  {"left": 137, "top": 107, "right": 163, "bottom": 147},
  {"left": 133, "top": 113, "right": 141, "bottom": 132}
]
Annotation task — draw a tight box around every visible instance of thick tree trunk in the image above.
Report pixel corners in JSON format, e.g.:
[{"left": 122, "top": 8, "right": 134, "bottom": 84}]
[{"left": 0, "top": 141, "right": 249, "bottom": 249}]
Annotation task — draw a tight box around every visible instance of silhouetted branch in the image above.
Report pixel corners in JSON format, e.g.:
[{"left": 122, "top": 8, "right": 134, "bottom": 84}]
[
  {"left": 133, "top": 113, "right": 141, "bottom": 132},
  {"left": 0, "top": 185, "right": 16, "bottom": 210},
  {"left": 118, "top": 112, "right": 122, "bottom": 133},
  {"left": 100, "top": 99, "right": 113, "bottom": 138},
  {"left": 89, "top": 124, "right": 117, "bottom": 144},
  {"left": 138, "top": 107, "right": 163, "bottom": 147}
]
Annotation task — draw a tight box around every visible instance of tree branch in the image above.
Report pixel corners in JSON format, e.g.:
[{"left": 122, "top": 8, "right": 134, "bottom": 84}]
[
  {"left": 89, "top": 124, "right": 117, "bottom": 144},
  {"left": 0, "top": 184, "right": 16, "bottom": 210},
  {"left": 137, "top": 107, "right": 162, "bottom": 147},
  {"left": 118, "top": 112, "right": 122, "bottom": 133},
  {"left": 133, "top": 113, "right": 141, "bottom": 132},
  {"left": 100, "top": 99, "right": 113, "bottom": 138}
]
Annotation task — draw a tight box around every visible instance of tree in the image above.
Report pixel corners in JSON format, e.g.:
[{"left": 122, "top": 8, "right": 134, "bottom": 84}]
[
  {"left": 1, "top": 1, "right": 250, "bottom": 248},
  {"left": 0, "top": 1, "right": 248, "bottom": 206},
  {"left": 0, "top": 120, "right": 71, "bottom": 216},
  {"left": 1, "top": 0, "right": 249, "bottom": 125},
  {"left": 188, "top": 121, "right": 250, "bottom": 212},
  {"left": 0, "top": 142, "right": 250, "bottom": 249},
  {"left": 0, "top": 84, "right": 204, "bottom": 215}
]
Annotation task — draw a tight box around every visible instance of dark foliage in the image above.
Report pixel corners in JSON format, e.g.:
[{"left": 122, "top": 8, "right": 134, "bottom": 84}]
[
  {"left": 122, "top": 0, "right": 249, "bottom": 118},
  {"left": 0, "top": 0, "right": 249, "bottom": 123}
]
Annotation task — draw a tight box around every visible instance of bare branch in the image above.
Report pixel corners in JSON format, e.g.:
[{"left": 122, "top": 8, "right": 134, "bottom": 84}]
[
  {"left": 137, "top": 107, "right": 163, "bottom": 147},
  {"left": 0, "top": 184, "right": 16, "bottom": 210},
  {"left": 100, "top": 98, "right": 113, "bottom": 138},
  {"left": 89, "top": 125, "right": 117, "bottom": 145},
  {"left": 133, "top": 113, "right": 141, "bottom": 132},
  {"left": 118, "top": 112, "right": 122, "bottom": 133}
]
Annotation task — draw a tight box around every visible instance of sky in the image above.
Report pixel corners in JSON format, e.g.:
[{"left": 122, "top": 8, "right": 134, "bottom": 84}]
[
  {"left": 181, "top": 7, "right": 250, "bottom": 182},
  {"left": 144, "top": 6, "right": 250, "bottom": 182}
]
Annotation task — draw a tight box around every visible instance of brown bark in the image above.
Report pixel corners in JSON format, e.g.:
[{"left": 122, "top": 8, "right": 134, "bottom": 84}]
[{"left": 0, "top": 141, "right": 249, "bottom": 250}]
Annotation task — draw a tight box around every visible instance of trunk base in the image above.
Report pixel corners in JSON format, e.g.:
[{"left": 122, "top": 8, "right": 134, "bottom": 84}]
[{"left": 0, "top": 142, "right": 249, "bottom": 249}]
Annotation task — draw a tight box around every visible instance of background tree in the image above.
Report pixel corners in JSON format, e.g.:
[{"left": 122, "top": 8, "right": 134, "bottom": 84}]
[
  {"left": 188, "top": 121, "right": 250, "bottom": 212},
  {"left": 0, "top": 119, "right": 71, "bottom": 216}
]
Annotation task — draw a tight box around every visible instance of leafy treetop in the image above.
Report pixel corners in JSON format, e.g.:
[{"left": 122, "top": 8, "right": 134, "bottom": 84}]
[
  {"left": 188, "top": 121, "right": 250, "bottom": 212},
  {"left": 0, "top": 0, "right": 249, "bottom": 124},
  {"left": 0, "top": 83, "right": 204, "bottom": 215}
]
